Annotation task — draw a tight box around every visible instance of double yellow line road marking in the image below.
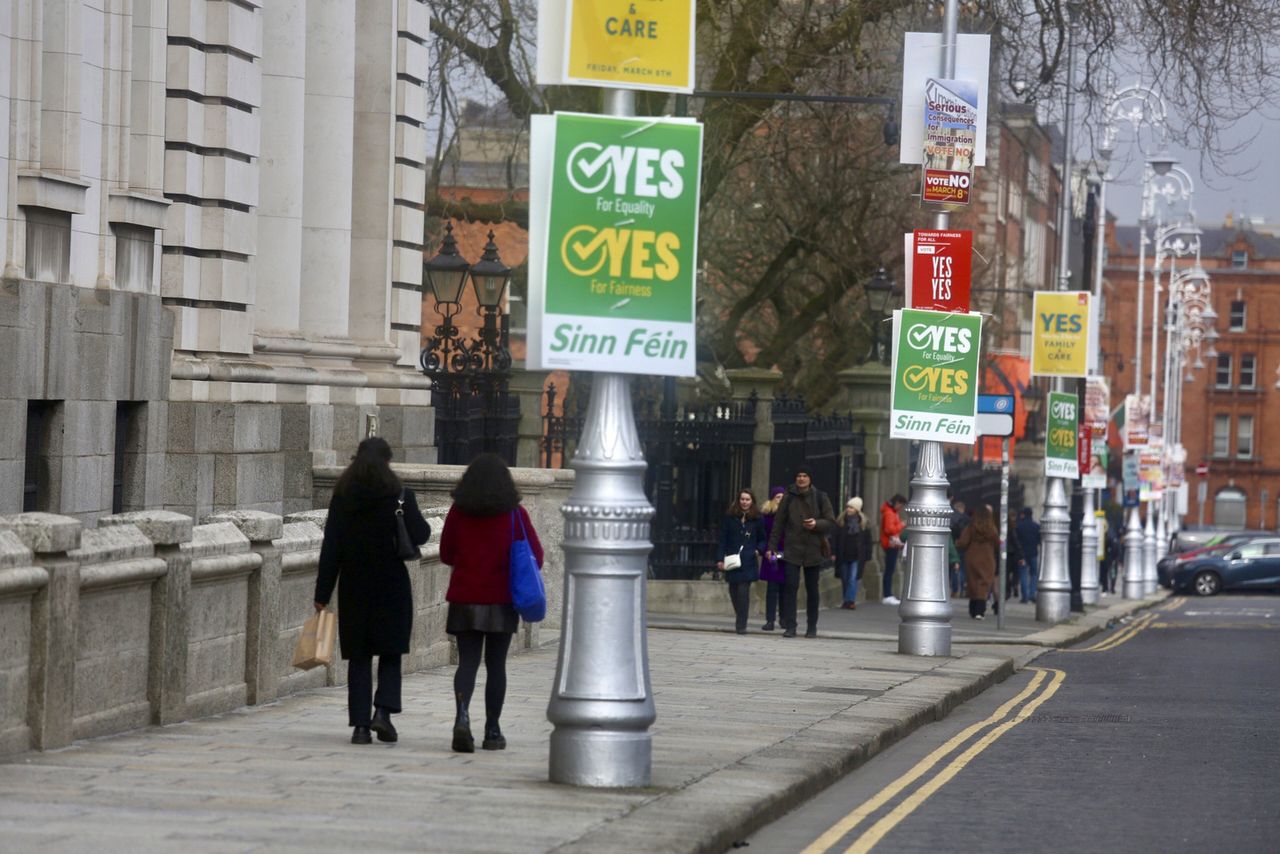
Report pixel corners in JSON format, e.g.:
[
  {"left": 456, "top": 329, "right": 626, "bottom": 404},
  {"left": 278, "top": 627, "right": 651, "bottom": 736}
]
[
  {"left": 801, "top": 667, "right": 1066, "bottom": 854},
  {"left": 1065, "top": 601, "right": 1177, "bottom": 653}
]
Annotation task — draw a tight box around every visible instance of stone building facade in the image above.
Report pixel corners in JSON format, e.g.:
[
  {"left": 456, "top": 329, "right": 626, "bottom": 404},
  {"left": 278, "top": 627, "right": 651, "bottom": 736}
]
[{"left": 2, "top": 1, "right": 436, "bottom": 525}]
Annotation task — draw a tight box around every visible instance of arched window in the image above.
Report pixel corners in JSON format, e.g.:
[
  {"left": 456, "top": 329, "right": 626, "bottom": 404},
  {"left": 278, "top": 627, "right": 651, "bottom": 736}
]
[{"left": 1213, "top": 487, "right": 1248, "bottom": 531}]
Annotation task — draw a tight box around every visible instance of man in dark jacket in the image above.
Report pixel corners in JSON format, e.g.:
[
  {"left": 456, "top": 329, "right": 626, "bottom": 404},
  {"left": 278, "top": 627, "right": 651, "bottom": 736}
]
[
  {"left": 766, "top": 464, "right": 836, "bottom": 638},
  {"left": 1015, "top": 507, "right": 1041, "bottom": 603}
]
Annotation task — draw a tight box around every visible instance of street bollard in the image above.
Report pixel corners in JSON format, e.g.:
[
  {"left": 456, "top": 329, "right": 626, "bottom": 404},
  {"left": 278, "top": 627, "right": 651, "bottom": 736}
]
[
  {"left": 1123, "top": 505, "right": 1145, "bottom": 599},
  {"left": 1142, "top": 503, "right": 1158, "bottom": 595},
  {"left": 1037, "top": 477, "right": 1072, "bottom": 622},
  {"left": 1080, "top": 488, "right": 1099, "bottom": 605}
]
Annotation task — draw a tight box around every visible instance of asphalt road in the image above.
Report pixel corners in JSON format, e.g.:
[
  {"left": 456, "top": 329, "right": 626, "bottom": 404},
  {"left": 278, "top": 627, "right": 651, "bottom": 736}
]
[{"left": 747, "top": 594, "right": 1280, "bottom": 854}]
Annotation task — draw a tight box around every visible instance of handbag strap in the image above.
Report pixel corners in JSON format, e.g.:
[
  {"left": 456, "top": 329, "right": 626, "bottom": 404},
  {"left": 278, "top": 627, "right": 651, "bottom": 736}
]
[
  {"left": 511, "top": 507, "right": 527, "bottom": 541},
  {"left": 396, "top": 487, "right": 406, "bottom": 517}
]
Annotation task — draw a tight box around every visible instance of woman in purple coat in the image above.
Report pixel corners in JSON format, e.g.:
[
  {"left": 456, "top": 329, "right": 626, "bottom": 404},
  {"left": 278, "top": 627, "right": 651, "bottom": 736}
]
[{"left": 759, "top": 486, "right": 786, "bottom": 631}]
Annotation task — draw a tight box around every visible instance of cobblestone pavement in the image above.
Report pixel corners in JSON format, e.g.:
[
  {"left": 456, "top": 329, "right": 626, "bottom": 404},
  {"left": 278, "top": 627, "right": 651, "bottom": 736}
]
[{"left": 0, "top": 598, "right": 1158, "bottom": 853}]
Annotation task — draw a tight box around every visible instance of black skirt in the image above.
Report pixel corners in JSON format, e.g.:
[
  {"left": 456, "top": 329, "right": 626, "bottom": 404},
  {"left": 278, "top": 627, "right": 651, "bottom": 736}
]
[{"left": 446, "top": 602, "right": 519, "bottom": 635}]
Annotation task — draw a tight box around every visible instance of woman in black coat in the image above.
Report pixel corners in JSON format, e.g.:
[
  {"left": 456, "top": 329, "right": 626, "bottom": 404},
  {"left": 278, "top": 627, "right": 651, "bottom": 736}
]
[
  {"left": 717, "top": 488, "right": 767, "bottom": 634},
  {"left": 315, "top": 437, "right": 431, "bottom": 745}
]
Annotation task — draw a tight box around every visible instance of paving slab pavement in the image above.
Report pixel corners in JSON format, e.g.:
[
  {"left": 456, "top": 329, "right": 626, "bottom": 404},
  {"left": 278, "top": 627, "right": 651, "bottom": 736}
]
[{"left": 0, "top": 593, "right": 1167, "bottom": 854}]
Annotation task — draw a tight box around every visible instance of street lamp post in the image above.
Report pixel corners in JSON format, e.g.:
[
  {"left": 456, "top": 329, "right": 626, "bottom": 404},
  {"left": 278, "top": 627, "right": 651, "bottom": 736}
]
[
  {"left": 898, "top": 0, "right": 957, "bottom": 657},
  {"left": 1036, "top": 1, "right": 1080, "bottom": 624},
  {"left": 421, "top": 225, "right": 517, "bottom": 465},
  {"left": 546, "top": 88, "right": 656, "bottom": 788},
  {"left": 863, "top": 267, "right": 895, "bottom": 365}
]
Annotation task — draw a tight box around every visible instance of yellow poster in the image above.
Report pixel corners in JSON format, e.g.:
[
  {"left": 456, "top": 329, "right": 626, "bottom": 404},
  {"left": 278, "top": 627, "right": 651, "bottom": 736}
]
[
  {"left": 1031, "top": 291, "right": 1092, "bottom": 377},
  {"left": 564, "top": 0, "right": 695, "bottom": 92}
]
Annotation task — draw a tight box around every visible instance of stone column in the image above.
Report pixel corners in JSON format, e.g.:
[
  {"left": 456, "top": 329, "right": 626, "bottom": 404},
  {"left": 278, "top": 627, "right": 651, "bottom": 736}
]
[
  {"left": 206, "top": 510, "right": 284, "bottom": 705},
  {"left": 298, "top": 0, "right": 355, "bottom": 339},
  {"left": 254, "top": 0, "right": 308, "bottom": 334},
  {"left": 0, "top": 513, "right": 82, "bottom": 750},
  {"left": 98, "top": 510, "right": 193, "bottom": 724},
  {"left": 510, "top": 362, "right": 552, "bottom": 468},
  {"left": 725, "top": 367, "right": 783, "bottom": 501},
  {"left": 837, "top": 362, "right": 905, "bottom": 599},
  {"left": 41, "top": 0, "right": 83, "bottom": 175}
]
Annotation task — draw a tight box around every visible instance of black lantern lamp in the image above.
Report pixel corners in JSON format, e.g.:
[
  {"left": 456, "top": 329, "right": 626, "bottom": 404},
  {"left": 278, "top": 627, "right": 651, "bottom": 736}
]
[
  {"left": 424, "top": 221, "right": 471, "bottom": 305},
  {"left": 863, "top": 267, "right": 898, "bottom": 365},
  {"left": 469, "top": 231, "right": 512, "bottom": 308}
]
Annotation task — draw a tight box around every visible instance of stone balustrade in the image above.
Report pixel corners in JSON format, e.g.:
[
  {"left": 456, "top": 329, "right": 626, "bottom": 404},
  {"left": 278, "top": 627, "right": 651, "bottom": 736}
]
[{"left": 0, "top": 472, "right": 571, "bottom": 757}]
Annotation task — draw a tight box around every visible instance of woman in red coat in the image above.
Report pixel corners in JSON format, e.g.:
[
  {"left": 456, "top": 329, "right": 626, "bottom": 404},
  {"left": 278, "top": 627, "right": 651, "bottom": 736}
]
[{"left": 440, "top": 454, "right": 543, "bottom": 753}]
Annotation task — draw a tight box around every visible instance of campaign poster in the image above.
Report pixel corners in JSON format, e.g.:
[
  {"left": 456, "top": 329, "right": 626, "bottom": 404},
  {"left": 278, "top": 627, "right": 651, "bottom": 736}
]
[
  {"left": 1031, "top": 291, "right": 1093, "bottom": 377},
  {"left": 889, "top": 308, "right": 983, "bottom": 443},
  {"left": 1084, "top": 376, "right": 1110, "bottom": 438},
  {"left": 537, "top": 0, "right": 695, "bottom": 93},
  {"left": 1123, "top": 393, "right": 1150, "bottom": 450},
  {"left": 906, "top": 229, "right": 973, "bottom": 313},
  {"left": 1045, "top": 390, "right": 1080, "bottom": 479},
  {"left": 921, "top": 78, "right": 978, "bottom": 205}
]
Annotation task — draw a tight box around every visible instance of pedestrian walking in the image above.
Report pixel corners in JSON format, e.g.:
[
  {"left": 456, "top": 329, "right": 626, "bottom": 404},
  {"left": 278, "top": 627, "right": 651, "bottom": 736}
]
[
  {"left": 439, "top": 453, "right": 544, "bottom": 753},
  {"left": 1094, "top": 509, "right": 1110, "bottom": 596},
  {"left": 879, "top": 494, "right": 907, "bottom": 605},
  {"left": 1005, "top": 509, "right": 1026, "bottom": 603},
  {"left": 766, "top": 464, "right": 836, "bottom": 638},
  {"left": 314, "top": 437, "right": 432, "bottom": 745},
  {"left": 956, "top": 503, "right": 999, "bottom": 620},
  {"left": 759, "top": 486, "right": 787, "bottom": 631},
  {"left": 948, "top": 494, "right": 970, "bottom": 597},
  {"left": 1015, "top": 507, "right": 1041, "bottom": 603},
  {"left": 717, "top": 488, "right": 767, "bottom": 634},
  {"left": 832, "top": 497, "right": 872, "bottom": 609}
]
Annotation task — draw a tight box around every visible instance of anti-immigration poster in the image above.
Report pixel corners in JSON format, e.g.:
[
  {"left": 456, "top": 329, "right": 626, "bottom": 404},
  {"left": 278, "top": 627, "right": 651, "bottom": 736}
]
[{"left": 921, "top": 78, "right": 978, "bottom": 205}]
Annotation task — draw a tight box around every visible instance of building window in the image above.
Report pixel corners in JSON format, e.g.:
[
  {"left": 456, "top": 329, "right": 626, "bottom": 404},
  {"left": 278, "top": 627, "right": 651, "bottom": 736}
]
[
  {"left": 24, "top": 207, "right": 72, "bottom": 283},
  {"left": 1240, "top": 354, "right": 1257, "bottom": 389},
  {"left": 1215, "top": 354, "right": 1233, "bottom": 388},
  {"left": 1026, "top": 152, "right": 1044, "bottom": 201},
  {"left": 113, "top": 225, "right": 156, "bottom": 292},
  {"left": 23, "top": 402, "right": 56, "bottom": 512},
  {"left": 1212, "top": 415, "right": 1231, "bottom": 457},
  {"left": 1231, "top": 250, "right": 1248, "bottom": 269},
  {"left": 1213, "top": 487, "right": 1248, "bottom": 531},
  {"left": 1229, "top": 301, "right": 1246, "bottom": 332},
  {"left": 1237, "top": 415, "right": 1254, "bottom": 459}
]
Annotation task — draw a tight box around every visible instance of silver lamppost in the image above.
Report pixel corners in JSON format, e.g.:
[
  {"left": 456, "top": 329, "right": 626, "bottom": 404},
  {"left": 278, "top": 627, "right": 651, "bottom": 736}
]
[
  {"left": 546, "top": 88, "right": 656, "bottom": 788},
  {"left": 1036, "top": 1, "right": 1079, "bottom": 624},
  {"left": 898, "top": 0, "right": 958, "bottom": 657}
]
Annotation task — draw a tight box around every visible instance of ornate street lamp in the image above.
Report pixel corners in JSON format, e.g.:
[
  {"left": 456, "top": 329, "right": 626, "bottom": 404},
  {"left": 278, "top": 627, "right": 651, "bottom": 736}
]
[
  {"left": 863, "top": 267, "right": 897, "bottom": 365},
  {"left": 420, "top": 223, "right": 518, "bottom": 465}
]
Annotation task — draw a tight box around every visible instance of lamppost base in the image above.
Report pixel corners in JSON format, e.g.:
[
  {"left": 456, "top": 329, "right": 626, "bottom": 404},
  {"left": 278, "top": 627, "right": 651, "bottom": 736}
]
[
  {"left": 1123, "top": 580, "right": 1145, "bottom": 600},
  {"left": 898, "top": 620, "right": 952, "bottom": 657},
  {"left": 1081, "top": 587, "right": 1100, "bottom": 605},
  {"left": 1036, "top": 589, "right": 1072, "bottom": 622},
  {"left": 549, "top": 727, "right": 652, "bottom": 788}
]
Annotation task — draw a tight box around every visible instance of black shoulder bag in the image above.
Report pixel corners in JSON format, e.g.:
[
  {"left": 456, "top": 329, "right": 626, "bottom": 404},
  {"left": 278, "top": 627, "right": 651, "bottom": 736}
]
[{"left": 393, "top": 490, "right": 419, "bottom": 560}]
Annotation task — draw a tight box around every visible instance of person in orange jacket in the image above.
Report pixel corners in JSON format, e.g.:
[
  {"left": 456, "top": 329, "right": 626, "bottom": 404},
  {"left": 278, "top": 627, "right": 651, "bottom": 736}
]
[{"left": 879, "top": 494, "right": 907, "bottom": 605}]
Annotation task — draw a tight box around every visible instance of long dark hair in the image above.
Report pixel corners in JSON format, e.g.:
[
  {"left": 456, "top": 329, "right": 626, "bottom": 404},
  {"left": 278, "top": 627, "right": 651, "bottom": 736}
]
[
  {"left": 451, "top": 453, "right": 521, "bottom": 517},
  {"left": 334, "top": 437, "right": 402, "bottom": 498},
  {"left": 724, "top": 488, "right": 760, "bottom": 519}
]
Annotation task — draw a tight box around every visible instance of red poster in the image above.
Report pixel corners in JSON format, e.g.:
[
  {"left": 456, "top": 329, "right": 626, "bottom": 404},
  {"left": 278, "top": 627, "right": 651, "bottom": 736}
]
[
  {"left": 1077, "top": 424, "right": 1092, "bottom": 474},
  {"left": 909, "top": 230, "right": 972, "bottom": 313}
]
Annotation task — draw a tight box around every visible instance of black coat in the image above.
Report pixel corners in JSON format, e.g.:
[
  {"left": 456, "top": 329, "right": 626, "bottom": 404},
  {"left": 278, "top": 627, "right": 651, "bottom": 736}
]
[
  {"left": 767, "top": 485, "right": 836, "bottom": 567},
  {"left": 832, "top": 513, "right": 872, "bottom": 563},
  {"left": 315, "top": 485, "right": 431, "bottom": 659},
  {"left": 719, "top": 513, "right": 766, "bottom": 583}
]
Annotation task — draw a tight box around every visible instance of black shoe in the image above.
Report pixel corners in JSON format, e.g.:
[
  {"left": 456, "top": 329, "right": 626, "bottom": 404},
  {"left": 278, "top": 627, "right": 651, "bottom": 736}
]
[
  {"left": 736, "top": 627, "right": 747, "bottom": 635},
  {"left": 761, "top": 622, "right": 776, "bottom": 631},
  {"left": 482, "top": 721, "right": 507, "bottom": 751},
  {"left": 805, "top": 630, "right": 817, "bottom": 638},
  {"left": 782, "top": 628, "right": 797, "bottom": 638},
  {"left": 371, "top": 707, "right": 398, "bottom": 743},
  {"left": 351, "top": 726, "right": 372, "bottom": 745},
  {"left": 452, "top": 692, "right": 475, "bottom": 753}
]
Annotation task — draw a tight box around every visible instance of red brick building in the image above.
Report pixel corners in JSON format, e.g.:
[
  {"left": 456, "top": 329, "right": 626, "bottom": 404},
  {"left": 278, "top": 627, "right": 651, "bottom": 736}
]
[{"left": 1102, "top": 221, "right": 1280, "bottom": 530}]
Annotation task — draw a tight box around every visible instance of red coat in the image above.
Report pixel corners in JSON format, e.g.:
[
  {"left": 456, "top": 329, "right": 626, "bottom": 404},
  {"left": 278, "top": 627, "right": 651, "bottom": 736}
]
[
  {"left": 440, "top": 504, "right": 544, "bottom": 604},
  {"left": 880, "top": 501, "right": 905, "bottom": 550}
]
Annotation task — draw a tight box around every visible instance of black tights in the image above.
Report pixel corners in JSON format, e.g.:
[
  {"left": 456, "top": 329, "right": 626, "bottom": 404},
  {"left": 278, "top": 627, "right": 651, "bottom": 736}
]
[{"left": 453, "top": 631, "right": 513, "bottom": 724}]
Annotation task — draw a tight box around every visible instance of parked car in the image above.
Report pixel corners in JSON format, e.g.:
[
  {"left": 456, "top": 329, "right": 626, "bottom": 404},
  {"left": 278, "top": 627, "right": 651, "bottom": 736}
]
[
  {"left": 1170, "top": 527, "right": 1270, "bottom": 555},
  {"left": 1158, "top": 531, "right": 1275, "bottom": 586},
  {"left": 1165, "top": 537, "right": 1280, "bottom": 596}
]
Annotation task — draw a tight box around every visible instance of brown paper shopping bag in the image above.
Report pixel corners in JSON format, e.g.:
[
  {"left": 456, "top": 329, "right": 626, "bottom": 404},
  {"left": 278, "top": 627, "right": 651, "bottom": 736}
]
[{"left": 292, "top": 609, "right": 337, "bottom": 670}]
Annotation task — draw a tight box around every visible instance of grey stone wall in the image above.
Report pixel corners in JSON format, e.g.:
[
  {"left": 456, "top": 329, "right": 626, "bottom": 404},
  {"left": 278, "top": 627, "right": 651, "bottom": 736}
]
[
  {"left": 0, "top": 280, "right": 172, "bottom": 523},
  {"left": 0, "top": 475, "right": 571, "bottom": 756}
]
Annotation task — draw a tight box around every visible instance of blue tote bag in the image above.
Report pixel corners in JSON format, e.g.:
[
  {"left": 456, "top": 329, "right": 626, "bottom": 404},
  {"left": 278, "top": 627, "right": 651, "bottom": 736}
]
[{"left": 509, "top": 509, "right": 546, "bottom": 622}]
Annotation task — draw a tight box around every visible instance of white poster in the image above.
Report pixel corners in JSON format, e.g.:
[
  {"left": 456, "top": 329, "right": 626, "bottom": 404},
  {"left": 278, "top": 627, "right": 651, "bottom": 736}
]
[{"left": 899, "top": 32, "right": 991, "bottom": 167}]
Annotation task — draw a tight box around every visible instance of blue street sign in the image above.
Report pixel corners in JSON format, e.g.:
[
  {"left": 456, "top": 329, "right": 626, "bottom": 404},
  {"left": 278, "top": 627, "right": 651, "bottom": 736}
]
[{"left": 978, "top": 394, "right": 1015, "bottom": 414}]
